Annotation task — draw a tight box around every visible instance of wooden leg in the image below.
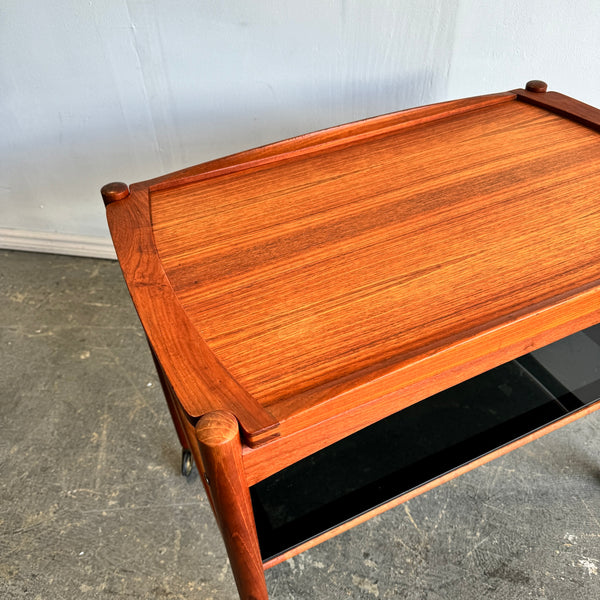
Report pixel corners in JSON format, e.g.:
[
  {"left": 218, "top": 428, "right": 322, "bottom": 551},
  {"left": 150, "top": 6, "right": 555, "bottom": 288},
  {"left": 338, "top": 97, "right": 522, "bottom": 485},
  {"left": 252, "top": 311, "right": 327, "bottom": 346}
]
[
  {"left": 150, "top": 347, "right": 190, "bottom": 450},
  {"left": 196, "top": 411, "right": 268, "bottom": 600}
]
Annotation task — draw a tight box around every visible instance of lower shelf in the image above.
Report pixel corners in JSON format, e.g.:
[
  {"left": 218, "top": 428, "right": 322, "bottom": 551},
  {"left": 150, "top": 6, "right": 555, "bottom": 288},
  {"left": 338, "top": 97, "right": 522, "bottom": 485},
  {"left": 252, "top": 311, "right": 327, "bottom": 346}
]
[{"left": 250, "top": 324, "right": 600, "bottom": 563}]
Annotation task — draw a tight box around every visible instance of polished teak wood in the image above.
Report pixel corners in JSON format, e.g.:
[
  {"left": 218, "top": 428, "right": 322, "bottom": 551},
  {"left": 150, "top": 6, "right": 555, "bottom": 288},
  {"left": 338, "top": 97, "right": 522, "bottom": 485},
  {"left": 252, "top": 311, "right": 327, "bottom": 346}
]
[{"left": 102, "top": 81, "right": 600, "bottom": 599}]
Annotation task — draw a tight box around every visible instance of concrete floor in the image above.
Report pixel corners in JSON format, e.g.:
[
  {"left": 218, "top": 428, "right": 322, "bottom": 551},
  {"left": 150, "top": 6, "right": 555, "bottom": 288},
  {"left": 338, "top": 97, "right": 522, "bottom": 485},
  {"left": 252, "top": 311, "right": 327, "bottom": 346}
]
[{"left": 1, "top": 248, "right": 599, "bottom": 600}]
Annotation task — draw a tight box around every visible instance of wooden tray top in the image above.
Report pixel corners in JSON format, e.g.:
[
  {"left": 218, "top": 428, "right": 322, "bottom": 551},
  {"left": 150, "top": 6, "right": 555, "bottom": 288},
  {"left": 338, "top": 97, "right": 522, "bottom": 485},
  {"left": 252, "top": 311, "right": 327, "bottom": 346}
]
[{"left": 103, "top": 83, "right": 600, "bottom": 450}]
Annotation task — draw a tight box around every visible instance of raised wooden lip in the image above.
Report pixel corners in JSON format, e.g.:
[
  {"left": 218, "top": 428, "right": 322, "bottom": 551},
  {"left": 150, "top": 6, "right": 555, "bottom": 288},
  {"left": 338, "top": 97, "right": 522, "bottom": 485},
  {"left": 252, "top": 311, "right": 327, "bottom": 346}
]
[
  {"left": 145, "top": 91, "right": 515, "bottom": 195},
  {"left": 513, "top": 87, "right": 600, "bottom": 132},
  {"left": 104, "top": 82, "right": 600, "bottom": 451},
  {"left": 106, "top": 185, "right": 279, "bottom": 446}
]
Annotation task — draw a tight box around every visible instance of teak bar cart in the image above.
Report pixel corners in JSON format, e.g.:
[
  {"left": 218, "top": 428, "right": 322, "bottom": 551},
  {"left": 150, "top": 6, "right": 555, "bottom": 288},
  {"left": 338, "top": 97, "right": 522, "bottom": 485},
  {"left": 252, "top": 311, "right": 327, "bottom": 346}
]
[{"left": 102, "top": 81, "right": 600, "bottom": 599}]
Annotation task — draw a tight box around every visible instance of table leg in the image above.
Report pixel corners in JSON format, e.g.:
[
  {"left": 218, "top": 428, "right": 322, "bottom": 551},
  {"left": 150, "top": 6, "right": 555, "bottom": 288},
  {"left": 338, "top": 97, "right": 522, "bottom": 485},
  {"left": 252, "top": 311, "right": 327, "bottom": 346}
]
[
  {"left": 196, "top": 411, "right": 268, "bottom": 600},
  {"left": 150, "top": 347, "right": 190, "bottom": 451}
]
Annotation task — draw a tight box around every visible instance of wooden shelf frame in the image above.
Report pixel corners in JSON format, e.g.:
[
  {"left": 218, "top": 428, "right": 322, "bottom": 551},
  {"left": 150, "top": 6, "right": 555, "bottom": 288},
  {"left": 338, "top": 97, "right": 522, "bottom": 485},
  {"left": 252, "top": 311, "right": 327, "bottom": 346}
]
[{"left": 250, "top": 328, "right": 600, "bottom": 565}]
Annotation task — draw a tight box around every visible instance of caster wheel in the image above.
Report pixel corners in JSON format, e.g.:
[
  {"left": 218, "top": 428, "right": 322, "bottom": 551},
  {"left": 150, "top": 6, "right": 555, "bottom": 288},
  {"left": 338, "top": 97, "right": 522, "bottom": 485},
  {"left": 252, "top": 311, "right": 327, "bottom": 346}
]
[{"left": 181, "top": 449, "right": 193, "bottom": 477}]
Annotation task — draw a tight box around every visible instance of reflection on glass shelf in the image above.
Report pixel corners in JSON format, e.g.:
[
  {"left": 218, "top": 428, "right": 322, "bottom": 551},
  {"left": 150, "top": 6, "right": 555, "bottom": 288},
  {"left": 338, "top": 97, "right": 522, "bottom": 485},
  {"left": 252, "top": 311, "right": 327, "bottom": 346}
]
[
  {"left": 526, "top": 327, "right": 600, "bottom": 406},
  {"left": 251, "top": 324, "right": 600, "bottom": 562}
]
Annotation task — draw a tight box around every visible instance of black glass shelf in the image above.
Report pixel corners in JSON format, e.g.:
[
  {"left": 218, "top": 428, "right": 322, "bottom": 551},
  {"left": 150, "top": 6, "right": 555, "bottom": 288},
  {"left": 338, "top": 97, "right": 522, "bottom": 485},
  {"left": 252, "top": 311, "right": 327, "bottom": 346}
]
[{"left": 250, "top": 324, "right": 600, "bottom": 563}]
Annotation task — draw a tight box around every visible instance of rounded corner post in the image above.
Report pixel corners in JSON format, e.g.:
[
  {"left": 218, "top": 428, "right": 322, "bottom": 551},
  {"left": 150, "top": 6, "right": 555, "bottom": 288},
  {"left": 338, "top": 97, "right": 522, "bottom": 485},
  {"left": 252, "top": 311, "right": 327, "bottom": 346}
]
[
  {"left": 525, "top": 80, "right": 548, "bottom": 93},
  {"left": 196, "top": 411, "right": 268, "bottom": 600},
  {"left": 101, "top": 181, "right": 130, "bottom": 206}
]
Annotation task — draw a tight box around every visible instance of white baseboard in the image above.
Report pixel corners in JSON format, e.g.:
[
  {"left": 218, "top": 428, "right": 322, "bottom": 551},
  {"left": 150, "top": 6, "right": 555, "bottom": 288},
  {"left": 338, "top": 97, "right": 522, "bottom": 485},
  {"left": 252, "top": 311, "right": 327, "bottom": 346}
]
[{"left": 0, "top": 228, "right": 117, "bottom": 260}]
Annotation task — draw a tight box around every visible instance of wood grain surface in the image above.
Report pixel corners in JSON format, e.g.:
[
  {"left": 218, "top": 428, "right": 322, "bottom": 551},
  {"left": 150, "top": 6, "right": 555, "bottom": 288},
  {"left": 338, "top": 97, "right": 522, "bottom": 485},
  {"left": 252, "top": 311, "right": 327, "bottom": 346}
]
[
  {"left": 151, "top": 99, "right": 600, "bottom": 438},
  {"left": 106, "top": 85, "right": 600, "bottom": 450}
]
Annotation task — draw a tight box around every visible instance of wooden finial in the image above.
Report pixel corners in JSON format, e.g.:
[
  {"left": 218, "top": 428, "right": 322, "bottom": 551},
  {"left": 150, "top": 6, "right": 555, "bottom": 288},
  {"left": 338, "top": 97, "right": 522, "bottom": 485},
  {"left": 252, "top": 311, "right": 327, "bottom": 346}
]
[
  {"left": 195, "top": 410, "right": 240, "bottom": 447},
  {"left": 101, "top": 182, "right": 130, "bottom": 206},
  {"left": 525, "top": 80, "right": 548, "bottom": 93}
]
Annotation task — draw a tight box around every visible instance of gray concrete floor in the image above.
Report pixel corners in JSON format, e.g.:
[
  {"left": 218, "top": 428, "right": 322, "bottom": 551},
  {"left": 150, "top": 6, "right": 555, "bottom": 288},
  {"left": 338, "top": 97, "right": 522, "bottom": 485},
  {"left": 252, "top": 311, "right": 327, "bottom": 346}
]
[{"left": 1, "top": 248, "right": 599, "bottom": 599}]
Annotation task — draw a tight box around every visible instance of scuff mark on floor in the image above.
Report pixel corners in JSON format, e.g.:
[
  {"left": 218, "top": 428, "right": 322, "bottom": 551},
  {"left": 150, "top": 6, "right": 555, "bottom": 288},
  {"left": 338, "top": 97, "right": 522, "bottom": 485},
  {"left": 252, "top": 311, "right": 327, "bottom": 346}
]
[
  {"left": 578, "top": 557, "right": 598, "bottom": 576},
  {"left": 351, "top": 573, "right": 380, "bottom": 597}
]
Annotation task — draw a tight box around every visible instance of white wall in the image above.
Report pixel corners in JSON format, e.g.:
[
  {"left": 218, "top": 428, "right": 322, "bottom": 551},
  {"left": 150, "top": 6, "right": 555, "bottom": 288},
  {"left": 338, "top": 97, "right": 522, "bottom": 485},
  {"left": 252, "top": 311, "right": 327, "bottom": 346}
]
[
  {"left": 447, "top": 0, "right": 600, "bottom": 104},
  {"left": 1, "top": 1, "right": 599, "bottom": 257}
]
